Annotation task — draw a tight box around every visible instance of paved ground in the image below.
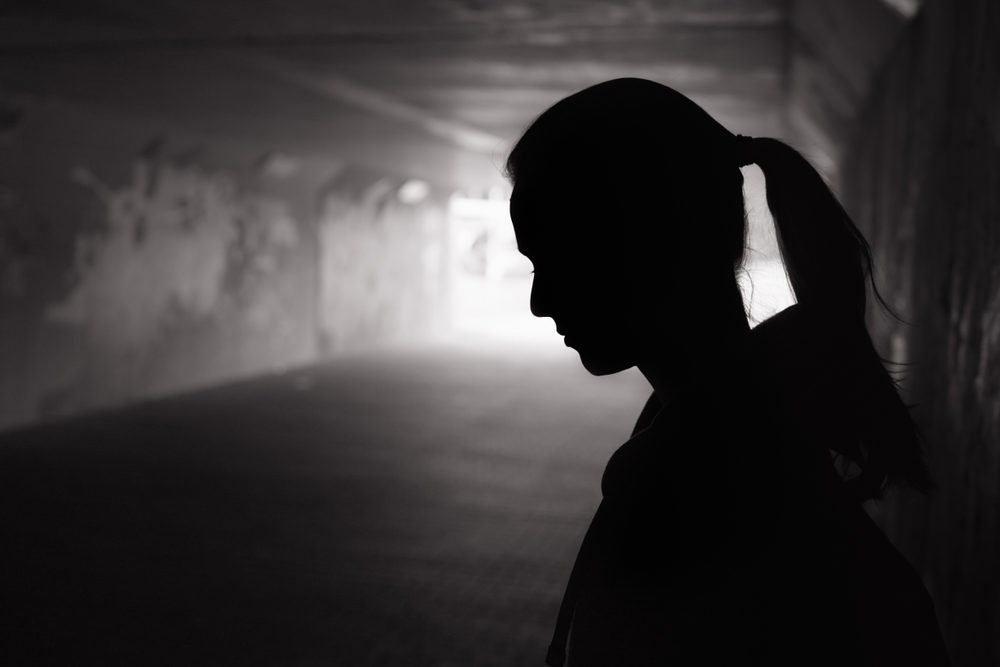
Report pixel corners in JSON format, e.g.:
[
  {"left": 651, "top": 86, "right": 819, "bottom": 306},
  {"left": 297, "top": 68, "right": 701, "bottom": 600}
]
[{"left": 0, "top": 342, "right": 650, "bottom": 666}]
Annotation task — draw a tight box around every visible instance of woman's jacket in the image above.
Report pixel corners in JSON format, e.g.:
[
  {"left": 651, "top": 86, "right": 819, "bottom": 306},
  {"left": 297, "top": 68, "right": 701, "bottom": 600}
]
[{"left": 547, "top": 304, "right": 950, "bottom": 667}]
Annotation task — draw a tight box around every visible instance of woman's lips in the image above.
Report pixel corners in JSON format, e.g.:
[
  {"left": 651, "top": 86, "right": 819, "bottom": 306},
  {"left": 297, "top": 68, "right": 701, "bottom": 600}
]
[{"left": 556, "top": 326, "right": 576, "bottom": 346}]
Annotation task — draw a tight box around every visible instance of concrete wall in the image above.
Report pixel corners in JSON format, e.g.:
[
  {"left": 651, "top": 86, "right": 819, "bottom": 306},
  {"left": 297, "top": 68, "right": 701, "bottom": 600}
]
[
  {"left": 0, "top": 95, "right": 451, "bottom": 430},
  {"left": 840, "top": 1, "right": 1000, "bottom": 664},
  {"left": 788, "top": 0, "right": 908, "bottom": 186},
  {"left": 317, "top": 168, "right": 451, "bottom": 354}
]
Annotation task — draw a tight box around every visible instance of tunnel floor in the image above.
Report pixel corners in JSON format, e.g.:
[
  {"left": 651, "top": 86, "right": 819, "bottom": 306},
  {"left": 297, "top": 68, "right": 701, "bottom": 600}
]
[{"left": 0, "top": 342, "right": 650, "bottom": 666}]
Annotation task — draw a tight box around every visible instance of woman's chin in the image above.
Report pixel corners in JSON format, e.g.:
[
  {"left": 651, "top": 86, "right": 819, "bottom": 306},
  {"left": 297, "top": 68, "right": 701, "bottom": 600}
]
[{"left": 577, "top": 349, "right": 633, "bottom": 376}]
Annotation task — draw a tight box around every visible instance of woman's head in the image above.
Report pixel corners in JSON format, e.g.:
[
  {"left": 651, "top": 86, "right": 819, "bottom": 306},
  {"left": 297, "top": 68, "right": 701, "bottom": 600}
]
[
  {"left": 506, "top": 77, "right": 932, "bottom": 498},
  {"left": 507, "top": 78, "right": 748, "bottom": 375}
]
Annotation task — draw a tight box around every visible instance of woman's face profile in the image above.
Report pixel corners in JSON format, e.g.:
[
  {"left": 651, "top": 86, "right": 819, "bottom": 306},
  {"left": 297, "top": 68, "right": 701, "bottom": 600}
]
[{"left": 510, "top": 178, "right": 644, "bottom": 376}]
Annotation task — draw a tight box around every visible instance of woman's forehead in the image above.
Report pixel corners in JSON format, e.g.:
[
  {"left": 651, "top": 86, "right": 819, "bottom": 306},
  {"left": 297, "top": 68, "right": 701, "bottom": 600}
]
[
  {"left": 510, "top": 182, "right": 557, "bottom": 243},
  {"left": 511, "top": 178, "right": 597, "bottom": 222},
  {"left": 510, "top": 180, "right": 553, "bottom": 214}
]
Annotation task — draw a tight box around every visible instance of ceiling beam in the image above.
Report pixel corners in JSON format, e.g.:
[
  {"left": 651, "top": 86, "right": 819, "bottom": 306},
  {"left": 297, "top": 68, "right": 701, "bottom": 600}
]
[{"left": 248, "top": 56, "right": 506, "bottom": 155}]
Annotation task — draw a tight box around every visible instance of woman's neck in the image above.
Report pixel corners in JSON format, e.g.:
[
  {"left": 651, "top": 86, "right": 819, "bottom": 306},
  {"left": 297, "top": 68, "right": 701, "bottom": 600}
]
[{"left": 637, "top": 296, "right": 752, "bottom": 407}]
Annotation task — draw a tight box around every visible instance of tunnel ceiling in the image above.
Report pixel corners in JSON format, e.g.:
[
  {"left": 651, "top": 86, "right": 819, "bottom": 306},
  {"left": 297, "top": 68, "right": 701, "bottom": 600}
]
[{"left": 1, "top": 0, "right": 909, "bottom": 190}]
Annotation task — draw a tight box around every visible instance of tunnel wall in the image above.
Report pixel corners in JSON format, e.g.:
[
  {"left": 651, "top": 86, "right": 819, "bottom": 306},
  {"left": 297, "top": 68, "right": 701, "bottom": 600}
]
[
  {"left": 840, "top": 1, "right": 1000, "bottom": 665},
  {"left": 788, "top": 0, "right": 906, "bottom": 186},
  {"left": 0, "top": 95, "right": 451, "bottom": 430},
  {"left": 317, "top": 168, "right": 450, "bottom": 354}
]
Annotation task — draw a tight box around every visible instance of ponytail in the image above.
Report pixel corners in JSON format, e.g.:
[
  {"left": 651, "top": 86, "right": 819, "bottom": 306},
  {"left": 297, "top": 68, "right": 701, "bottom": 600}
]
[{"left": 736, "top": 135, "right": 933, "bottom": 499}]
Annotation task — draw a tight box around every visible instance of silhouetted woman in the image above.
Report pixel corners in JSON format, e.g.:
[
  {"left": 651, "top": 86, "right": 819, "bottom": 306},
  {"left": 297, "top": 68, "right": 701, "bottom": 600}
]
[{"left": 507, "top": 79, "right": 949, "bottom": 666}]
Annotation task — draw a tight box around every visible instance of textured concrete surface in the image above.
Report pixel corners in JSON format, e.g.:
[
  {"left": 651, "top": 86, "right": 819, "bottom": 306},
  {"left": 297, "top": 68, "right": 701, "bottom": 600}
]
[
  {"left": 0, "top": 97, "right": 451, "bottom": 430},
  {"left": 0, "top": 342, "right": 650, "bottom": 666},
  {"left": 841, "top": 1, "right": 1000, "bottom": 664}
]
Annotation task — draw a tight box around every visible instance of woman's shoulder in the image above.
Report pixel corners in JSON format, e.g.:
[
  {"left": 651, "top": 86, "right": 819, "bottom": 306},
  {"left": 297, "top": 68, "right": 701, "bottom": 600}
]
[{"left": 630, "top": 391, "right": 662, "bottom": 437}]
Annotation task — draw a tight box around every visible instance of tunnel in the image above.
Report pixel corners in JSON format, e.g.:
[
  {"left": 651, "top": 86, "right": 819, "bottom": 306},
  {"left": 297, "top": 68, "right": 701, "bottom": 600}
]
[{"left": 0, "top": 1, "right": 997, "bottom": 665}]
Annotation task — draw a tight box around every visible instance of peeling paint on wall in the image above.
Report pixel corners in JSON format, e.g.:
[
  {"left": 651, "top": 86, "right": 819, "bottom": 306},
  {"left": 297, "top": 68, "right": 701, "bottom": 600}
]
[
  {"left": 46, "top": 161, "right": 238, "bottom": 347},
  {"left": 27, "top": 156, "right": 316, "bottom": 421},
  {"left": 0, "top": 96, "right": 451, "bottom": 429},
  {"left": 45, "top": 159, "right": 303, "bottom": 350}
]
